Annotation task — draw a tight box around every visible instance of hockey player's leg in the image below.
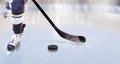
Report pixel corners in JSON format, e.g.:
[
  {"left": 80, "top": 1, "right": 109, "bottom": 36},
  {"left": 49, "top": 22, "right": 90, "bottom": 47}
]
[
  {"left": 3, "top": 0, "right": 12, "bottom": 18},
  {"left": 7, "top": 0, "right": 26, "bottom": 51}
]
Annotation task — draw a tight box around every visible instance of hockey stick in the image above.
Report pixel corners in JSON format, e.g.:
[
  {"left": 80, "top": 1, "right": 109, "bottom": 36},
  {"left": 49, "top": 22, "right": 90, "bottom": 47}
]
[{"left": 32, "top": 0, "right": 86, "bottom": 43}]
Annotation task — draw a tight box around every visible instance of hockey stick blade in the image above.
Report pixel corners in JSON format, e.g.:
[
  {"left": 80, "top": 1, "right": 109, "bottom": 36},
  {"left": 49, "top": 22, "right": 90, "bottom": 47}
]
[{"left": 32, "top": 0, "right": 86, "bottom": 43}]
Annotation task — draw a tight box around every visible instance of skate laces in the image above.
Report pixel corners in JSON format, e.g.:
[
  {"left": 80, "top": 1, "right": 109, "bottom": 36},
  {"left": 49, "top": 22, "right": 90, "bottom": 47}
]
[{"left": 10, "top": 34, "right": 22, "bottom": 44}]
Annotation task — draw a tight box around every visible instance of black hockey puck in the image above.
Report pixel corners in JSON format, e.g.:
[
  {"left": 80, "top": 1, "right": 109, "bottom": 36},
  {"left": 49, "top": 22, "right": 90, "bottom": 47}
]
[{"left": 48, "top": 45, "right": 58, "bottom": 51}]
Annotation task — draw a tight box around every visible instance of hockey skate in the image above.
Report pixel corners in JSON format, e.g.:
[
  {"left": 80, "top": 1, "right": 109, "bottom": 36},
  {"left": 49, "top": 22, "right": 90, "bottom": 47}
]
[
  {"left": 7, "top": 23, "right": 26, "bottom": 51},
  {"left": 7, "top": 34, "right": 22, "bottom": 51}
]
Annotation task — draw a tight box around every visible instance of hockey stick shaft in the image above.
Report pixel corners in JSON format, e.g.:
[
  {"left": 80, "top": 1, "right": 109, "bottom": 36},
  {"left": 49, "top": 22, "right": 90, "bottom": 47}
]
[
  {"left": 32, "top": 0, "right": 59, "bottom": 32},
  {"left": 32, "top": 0, "right": 69, "bottom": 37}
]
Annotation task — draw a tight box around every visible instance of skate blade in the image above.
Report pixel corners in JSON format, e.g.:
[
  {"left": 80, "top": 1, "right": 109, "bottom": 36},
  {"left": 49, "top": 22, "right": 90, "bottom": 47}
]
[{"left": 7, "top": 51, "right": 14, "bottom": 56}]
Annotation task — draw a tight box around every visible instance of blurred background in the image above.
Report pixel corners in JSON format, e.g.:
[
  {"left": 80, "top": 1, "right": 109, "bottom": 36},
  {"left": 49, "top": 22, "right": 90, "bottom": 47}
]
[
  {"left": 1, "top": 0, "right": 120, "bottom": 5},
  {"left": 0, "top": 0, "right": 120, "bottom": 28}
]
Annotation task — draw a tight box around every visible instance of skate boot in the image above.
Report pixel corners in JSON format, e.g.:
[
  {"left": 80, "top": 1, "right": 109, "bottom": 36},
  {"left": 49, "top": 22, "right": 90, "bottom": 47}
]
[
  {"left": 7, "top": 34, "right": 22, "bottom": 51},
  {"left": 7, "top": 23, "right": 26, "bottom": 51}
]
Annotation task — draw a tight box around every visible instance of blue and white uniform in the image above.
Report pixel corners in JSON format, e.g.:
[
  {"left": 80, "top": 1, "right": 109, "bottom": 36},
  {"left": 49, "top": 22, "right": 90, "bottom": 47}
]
[
  {"left": 11, "top": 0, "right": 28, "bottom": 34},
  {"left": 4, "top": 0, "right": 29, "bottom": 34}
]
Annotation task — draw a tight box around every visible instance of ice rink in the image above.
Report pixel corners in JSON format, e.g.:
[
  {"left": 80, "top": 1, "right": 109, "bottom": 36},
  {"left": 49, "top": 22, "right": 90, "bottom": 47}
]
[{"left": 0, "top": 0, "right": 120, "bottom": 64}]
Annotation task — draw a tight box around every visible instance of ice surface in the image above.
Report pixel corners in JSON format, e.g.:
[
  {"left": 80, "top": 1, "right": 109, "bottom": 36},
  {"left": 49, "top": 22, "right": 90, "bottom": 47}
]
[{"left": 0, "top": 3, "right": 120, "bottom": 64}]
